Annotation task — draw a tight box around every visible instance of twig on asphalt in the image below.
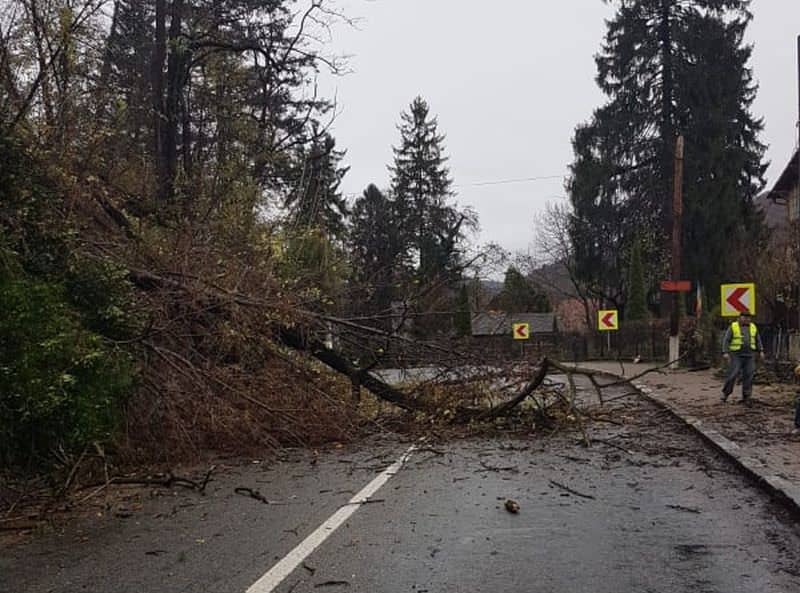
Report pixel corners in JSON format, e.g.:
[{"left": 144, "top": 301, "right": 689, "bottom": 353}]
[
  {"left": 234, "top": 487, "right": 290, "bottom": 505},
  {"left": 592, "top": 437, "right": 633, "bottom": 455},
  {"left": 666, "top": 503, "right": 701, "bottom": 514},
  {"left": 549, "top": 479, "right": 596, "bottom": 500},
  {"left": 478, "top": 461, "right": 519, "bottom": 473}
]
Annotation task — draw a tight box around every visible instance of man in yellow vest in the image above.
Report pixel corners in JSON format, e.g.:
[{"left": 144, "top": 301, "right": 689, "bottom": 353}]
[{"left": 721, "top": 311, "right": 764, "bottom": 406}]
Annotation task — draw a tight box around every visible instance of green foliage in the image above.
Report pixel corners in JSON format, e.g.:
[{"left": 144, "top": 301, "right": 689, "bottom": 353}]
[
  {"left": 626, "top": 238, "right": 649, "bottom": 321},
  {"left": 0, "top": 267, "right": 134, "bottom": 468},
  {"left": 568, "top": 0, "right": 765, "bottom": 304},
  {"left": 389, "top": 97, "right": 475, "bottom": 283},
  {"left": 65, "top": 256, "right": 144, "bottom": 341},
  {"left": 277, "top": 227, "right": 347, "bottom": 309},
  {"left": 349, "top": 185, "right": 405, "bottom": 320},
  {"left": 0, "top": 136, "right": 68, "bottom": 277},
  {"left": 0, "top": 136, "right": 137, "bottom": 469},
  {"left": 492, "top": 266, "right": 551, "bottom": 314},
  {"left": 285, "top": 133, "right": 350, "bottom": 239}
]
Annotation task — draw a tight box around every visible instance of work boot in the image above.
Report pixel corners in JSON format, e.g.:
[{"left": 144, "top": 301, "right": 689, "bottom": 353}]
[
  {"left": 720, "top": 391, "right": 729, "bottom": 403},
  {"left": 742, "top": 398, "right": 753, "bottom": 408}
]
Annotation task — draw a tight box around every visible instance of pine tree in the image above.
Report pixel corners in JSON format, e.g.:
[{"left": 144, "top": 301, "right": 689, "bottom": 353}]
[
  {"left": 99, "top": 0, "right": 154, "bottom": 148},
  {"left": 285, "top": 132, "right": 350, "bottom": 239},
  {"left": 568, "top": 0, "right": 766, "bottom": 305},
  {"left": 389, "top": 97, "right": 472, "bottom": 282},
  {"left": 349, "top": 184, "right": 405, "bottom": 321}
]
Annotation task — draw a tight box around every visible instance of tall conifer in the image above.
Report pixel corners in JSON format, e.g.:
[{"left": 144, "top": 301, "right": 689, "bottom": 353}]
[
  {"left": 568, "top": 0, "right": 765, "bottom": 306},
  {"left": 389, "top": 97, "right": 472, "bottom": 282}
]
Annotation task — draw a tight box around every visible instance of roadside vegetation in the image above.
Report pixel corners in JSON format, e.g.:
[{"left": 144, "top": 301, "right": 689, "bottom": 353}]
[{"left": 0, "top": 0, "right": 785, "bottom": 519}]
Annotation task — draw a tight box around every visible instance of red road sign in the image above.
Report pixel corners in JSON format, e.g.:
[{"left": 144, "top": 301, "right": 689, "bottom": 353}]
[
  {"left": 660, "top": 280, "right": 691, "bottom": 292},
  {"left": 726, "top": 287, "right": 749, "bottom": 313},
  {"left": 601, "top": 312, "right": 615, "bottom": 327}
]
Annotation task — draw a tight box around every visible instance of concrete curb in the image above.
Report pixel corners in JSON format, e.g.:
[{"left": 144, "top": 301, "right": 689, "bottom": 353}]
[{"left": 593, "top": 368, "right": 800, "bottom": 517}]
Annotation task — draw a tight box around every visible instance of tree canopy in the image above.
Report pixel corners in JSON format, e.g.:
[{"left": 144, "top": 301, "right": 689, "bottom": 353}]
[{"left": 568, "top": 0, "right": 766, "bottom": 309}]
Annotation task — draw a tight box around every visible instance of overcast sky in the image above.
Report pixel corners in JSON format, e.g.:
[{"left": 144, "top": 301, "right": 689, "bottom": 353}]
[{"left": 319, "top": 1, "right": 800, "bottom": 256}]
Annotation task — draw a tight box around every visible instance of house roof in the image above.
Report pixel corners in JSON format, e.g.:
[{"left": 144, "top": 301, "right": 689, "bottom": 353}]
[
  {"left": 767, "top": 149, "right": 799, "bottom": 204},
  {"left": 471, "top": 312, "right": 557, "bottom": 337}
]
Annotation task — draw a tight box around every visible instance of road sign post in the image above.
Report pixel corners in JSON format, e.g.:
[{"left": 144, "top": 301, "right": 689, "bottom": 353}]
[
  {"left": 598, "top": 310, "right": 618, "bottom": 355},
  {"left": 513, "top": 323, "right": 530, "bottom": 359}
]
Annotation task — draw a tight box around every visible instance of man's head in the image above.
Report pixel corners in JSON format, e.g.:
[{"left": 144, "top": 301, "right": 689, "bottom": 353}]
[{"left": 739, "top": 311, "right": 753, "bottom": 324}]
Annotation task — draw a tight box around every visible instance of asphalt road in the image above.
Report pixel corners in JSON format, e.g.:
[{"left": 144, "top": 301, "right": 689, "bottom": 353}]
[{"left": 3, "top": 394, "right": 800, "bottom": 593}]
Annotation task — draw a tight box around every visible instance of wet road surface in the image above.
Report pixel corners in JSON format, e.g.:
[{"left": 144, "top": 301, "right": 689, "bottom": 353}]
[{"left": 3, "top": 394, "right": 800, "bottom": 593}]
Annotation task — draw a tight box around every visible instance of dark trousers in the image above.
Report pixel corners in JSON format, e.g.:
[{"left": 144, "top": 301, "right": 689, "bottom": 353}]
[
  {"left": 722, "top": 354, "right": 755, "bottom": 399},
  {"left": 795, "top": 395, "right": 800, "bottom": 428}
]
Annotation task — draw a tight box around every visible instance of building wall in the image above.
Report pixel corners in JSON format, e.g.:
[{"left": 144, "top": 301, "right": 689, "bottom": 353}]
[{"left": 788, "top": 185, "right": 800, "bottom": 221}]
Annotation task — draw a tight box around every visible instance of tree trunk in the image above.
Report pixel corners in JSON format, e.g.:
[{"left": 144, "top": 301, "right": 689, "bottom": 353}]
[
  {"left": 27, "top": 0, "right": 55, "bottom": 129},
  {"left": 151, "top": 0, "right": 167, "bottom": 201},
  {"left": 163, "top": 0, "right": 185, "bottom": 203},
  {"left": 277, "top": 326, "right": 420, "bottom": 412}
]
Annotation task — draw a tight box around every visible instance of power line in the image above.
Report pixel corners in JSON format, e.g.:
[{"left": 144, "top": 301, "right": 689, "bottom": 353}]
[
  {"left": 343, "top": 174, "right": 567, "bottom": 200},
  {"left": 455, "top": 174, "right": 565, "bottom": 188}
]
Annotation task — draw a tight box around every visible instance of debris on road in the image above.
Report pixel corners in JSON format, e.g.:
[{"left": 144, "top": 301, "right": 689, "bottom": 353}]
[{"left": 549, "top": 480, "right": 596, "bottom": 500}]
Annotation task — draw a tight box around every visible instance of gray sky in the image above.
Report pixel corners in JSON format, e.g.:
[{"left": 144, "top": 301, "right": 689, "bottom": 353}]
[{"left": 319, "top": 1, "right": 800, "bottom": 255}]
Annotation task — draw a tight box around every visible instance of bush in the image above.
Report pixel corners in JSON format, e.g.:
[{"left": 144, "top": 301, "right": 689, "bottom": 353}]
[
  {"left": 65, "top": 255, "right": 144, "bottom": 341},
  {"left": 0, "top": 269, "right": 135, "bottom": 468}
]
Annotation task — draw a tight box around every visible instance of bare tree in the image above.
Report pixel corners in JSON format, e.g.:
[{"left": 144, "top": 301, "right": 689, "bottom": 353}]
[{"left": 526, "top": 201, "right": 597, "bottom": 333}]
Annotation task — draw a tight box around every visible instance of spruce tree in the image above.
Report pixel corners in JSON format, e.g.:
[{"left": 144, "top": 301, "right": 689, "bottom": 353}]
[
  {"left": 491, "top": 266, "right": 551, "bottom": 314},
  {"left": 389, "top": 97, "right": 472, "bottom": 282},
  {"left": 285, "top": 133, "right": 350, "bottom": 239},
  {"left": 100, "top": 1, "right": 155, "bottom": 151},
  {"left": 349, "top": 185, "right": 405, "bottom": 321},
  {"left": 568, "top": 0, "right": 766, "bottom": 305}
]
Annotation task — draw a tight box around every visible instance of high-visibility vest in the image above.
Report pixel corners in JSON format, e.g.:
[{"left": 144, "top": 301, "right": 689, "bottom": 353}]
[{"left": 729, "top": 321, "right": 758, "bottom": 352}]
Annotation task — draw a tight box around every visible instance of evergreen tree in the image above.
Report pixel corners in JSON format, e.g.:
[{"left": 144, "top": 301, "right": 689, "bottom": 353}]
[
  {"left": 454, "top": 284, "right": 472, "bottom": 336},
  {"left": 568, "top": 0, "right": 766, "bottom": 305},
  {"left": 491, "top": 266, "right": 551, "bottom": 314},
  {"left": 285, "top": 132, "right": 350, "bottom": 239},
  {"left": 626, "top": 238, "right": 649, "bottom": 321},
  {"left": 99, "top": 0, "right": 154, "bottom": 151},
  {"left": 349, "top": 185, "right": 405, "bottom": 321},
  {"left": 92, "top": 0, "right": 337, "bottom": 209},
  {"left": 389, "top": 97, "right": 473, "bottom": 282}
]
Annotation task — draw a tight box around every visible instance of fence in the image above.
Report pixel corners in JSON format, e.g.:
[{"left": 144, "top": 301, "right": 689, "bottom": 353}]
[{"left": 559, "top": 320, "right": 670, "bottom": 363}]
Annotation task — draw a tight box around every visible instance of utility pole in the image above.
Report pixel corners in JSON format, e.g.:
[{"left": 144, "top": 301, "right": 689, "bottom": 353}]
[{"left": 669, "top": 135, "right": 684, "bottom": 368}]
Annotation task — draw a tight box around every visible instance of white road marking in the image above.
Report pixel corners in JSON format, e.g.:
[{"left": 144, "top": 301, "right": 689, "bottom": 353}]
[{"left": 245, "top": 445, "right": 417, "bottom": 593}]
